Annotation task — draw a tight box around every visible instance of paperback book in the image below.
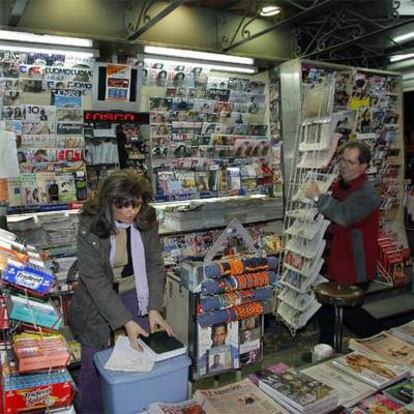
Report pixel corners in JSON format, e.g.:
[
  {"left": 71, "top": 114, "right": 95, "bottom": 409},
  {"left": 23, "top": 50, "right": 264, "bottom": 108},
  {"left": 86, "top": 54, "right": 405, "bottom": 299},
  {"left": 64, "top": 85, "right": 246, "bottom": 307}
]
[{"left": 137, "top": 330, "right": 186, "bottom": 362}]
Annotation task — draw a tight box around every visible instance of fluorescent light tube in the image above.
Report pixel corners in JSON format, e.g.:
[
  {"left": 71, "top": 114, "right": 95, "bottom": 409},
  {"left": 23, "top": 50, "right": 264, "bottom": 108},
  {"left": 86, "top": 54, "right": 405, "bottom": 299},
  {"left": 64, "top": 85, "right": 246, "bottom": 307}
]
[
  {"left": 0, "top": 30, "right": 92, "bottom": 47},
  {"left": 144, "top": 46, "right": 254, "bottom": 65},
  {"left": 393, "top": 32, "right": 414, "bottom": 43},
  {"left": 144, "top": 57, "right": 256, "bottom": 74},
  {"left": 260, "top": 6, "right": 281, "bottom": 17},
  {"left": 0, "top": 44, "right": 95, "bottom": 58},
  {"left": 389, "top": 53, "right": 414, "bottom": 62},
  {"left": 403, "top": 72, "right": 414, "bottom": 80}
]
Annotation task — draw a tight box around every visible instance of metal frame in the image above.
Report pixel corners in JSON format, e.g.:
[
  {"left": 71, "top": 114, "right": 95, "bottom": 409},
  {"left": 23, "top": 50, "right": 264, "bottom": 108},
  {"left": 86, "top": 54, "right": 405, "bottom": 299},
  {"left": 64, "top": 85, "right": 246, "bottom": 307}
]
[{"left": 126, "top": 0, "right": 189, "bottom": 41}]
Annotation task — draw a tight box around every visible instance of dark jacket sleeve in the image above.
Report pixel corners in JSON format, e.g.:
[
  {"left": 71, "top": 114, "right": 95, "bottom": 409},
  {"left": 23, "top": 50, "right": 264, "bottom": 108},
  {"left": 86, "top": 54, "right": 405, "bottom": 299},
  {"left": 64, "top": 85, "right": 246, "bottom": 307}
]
[
  {"left": 317, "top": 182, "right": 380, "bottom": 227},
  {"left": 145, "top": 223, "right": 165, "bottom": 311},
  {"left": 77, "top": 228, "right": 132, "bottom": 330}
]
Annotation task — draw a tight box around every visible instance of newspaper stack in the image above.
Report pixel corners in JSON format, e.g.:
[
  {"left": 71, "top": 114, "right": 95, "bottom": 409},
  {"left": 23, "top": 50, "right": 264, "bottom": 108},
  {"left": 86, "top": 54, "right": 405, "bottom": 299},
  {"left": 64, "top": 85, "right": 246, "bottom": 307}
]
[{"left": 194, "top": 378, "right": 289, "bottom": 414}]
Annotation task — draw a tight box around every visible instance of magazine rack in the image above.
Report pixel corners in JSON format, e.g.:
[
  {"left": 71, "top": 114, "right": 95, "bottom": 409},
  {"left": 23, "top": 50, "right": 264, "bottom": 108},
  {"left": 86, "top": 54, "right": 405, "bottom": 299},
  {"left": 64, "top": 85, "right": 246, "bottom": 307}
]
[
  {"left": 166, "top": 218, "right": 275, "bottom": 381},
  {"left": 276, "top": 59, "right": 407, "bottom": 336}
]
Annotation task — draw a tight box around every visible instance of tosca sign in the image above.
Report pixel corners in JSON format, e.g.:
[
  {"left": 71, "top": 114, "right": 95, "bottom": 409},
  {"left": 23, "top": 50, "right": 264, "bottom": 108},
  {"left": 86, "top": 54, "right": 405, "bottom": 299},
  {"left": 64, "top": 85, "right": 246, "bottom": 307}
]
[{"left": 84, "top": 111, "right": 149, "bottom": 123}]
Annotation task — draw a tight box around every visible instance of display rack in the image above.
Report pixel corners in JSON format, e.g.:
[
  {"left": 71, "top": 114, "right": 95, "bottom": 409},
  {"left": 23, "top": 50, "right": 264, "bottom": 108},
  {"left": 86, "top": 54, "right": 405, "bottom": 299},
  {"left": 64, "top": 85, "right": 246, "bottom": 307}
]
[
  {"left": 166, "top": 218, "right": 278, "bottom": 380},
  {"left": 0, "top": 227, "right": 76, "bottom": 412},
  {"left": 0, "top": 50, "right": 94, "bottom": 214},
  {"left": 277, "top": 59, "right": 407, "bottom": 334}
]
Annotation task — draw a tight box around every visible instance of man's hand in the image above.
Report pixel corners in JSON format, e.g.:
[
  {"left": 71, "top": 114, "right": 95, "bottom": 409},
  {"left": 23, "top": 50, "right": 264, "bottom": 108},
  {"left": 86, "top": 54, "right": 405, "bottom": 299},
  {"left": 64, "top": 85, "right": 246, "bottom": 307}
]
[
  {"left": 305, "top": 180, "right": 321, "bottom": 200},
  {"left": 124, "top": 320, "right": 149, "bottom": 351},
  {"left": 149, "top": 310, "right": 174, "bottom": 336}
]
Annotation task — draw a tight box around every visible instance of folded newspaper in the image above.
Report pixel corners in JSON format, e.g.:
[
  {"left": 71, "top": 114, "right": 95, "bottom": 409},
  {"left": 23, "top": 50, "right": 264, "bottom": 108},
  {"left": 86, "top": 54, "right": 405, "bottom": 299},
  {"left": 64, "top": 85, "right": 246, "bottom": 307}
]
[{"left": 104, "top": 335, "right": 154, "bottom": 372}]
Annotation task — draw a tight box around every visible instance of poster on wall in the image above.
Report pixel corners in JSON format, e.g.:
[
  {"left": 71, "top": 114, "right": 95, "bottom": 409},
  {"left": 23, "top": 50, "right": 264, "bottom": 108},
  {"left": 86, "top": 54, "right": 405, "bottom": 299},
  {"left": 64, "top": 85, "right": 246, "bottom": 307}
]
[{"left": 105, "top": 64, "right": 131, "bottom": 102}]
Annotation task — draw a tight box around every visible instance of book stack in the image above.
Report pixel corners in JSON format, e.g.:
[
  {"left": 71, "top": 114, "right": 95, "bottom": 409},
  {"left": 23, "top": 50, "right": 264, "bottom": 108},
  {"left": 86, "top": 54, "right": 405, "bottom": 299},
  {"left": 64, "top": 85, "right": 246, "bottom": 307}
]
[
  {"left": 256, "top": 365, "right": 339, "bottom": 414},
  {"left": 137, "top": 330, "right": 186, "bottom": 362},
  {"left": 0, "top": 227, "right": 75, "bottom": 413}
]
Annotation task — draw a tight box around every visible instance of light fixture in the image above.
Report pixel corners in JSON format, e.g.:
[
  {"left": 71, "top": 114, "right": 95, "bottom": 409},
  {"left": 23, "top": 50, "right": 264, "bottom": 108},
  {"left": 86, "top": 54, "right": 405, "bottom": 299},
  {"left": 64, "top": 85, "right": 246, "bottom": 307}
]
[
  {"left": 389, "top": 53, "right": 414, "bottom": 62},
  {"left": 393, "top": 32, "right": 414, "bottom": 43},
  {"left": 144, "top": 57, "right": 257, "bottom": 74},
  {"left": 0, "top": 40, "right": 98, "bottom": 58},
  {"left": 402, "top": 72, "right": 414, "bottom": 80},
  {"left": 144, "top": 46, "right": 254, "bottom": 66},
  {"left": 0, "top": 29, "right": 93, "bottom": 48},
  {"left": 259, "top": 5, "right": 281, "bottom": 17}
]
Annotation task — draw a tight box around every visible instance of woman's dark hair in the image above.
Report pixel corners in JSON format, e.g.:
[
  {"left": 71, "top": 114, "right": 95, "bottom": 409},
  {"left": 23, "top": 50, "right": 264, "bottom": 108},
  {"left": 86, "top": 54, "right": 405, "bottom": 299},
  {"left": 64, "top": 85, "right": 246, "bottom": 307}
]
[{"left": 82, "top": 170, "right": 155, "bottom": 237}]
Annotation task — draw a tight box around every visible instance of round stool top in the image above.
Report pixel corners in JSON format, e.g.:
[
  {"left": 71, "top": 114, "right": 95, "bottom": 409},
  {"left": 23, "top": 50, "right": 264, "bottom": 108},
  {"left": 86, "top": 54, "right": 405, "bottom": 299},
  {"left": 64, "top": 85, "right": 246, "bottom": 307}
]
[{"left": 314, "top": 282, "right": 365, "bottom": 307}]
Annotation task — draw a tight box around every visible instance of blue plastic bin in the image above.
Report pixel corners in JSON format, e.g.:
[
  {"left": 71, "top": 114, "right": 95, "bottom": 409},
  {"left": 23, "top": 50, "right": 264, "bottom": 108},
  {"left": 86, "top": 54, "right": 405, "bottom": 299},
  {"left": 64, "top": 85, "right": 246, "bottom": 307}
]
[{"left": 94, "top": 348, "right": 191, "bottom": 414}]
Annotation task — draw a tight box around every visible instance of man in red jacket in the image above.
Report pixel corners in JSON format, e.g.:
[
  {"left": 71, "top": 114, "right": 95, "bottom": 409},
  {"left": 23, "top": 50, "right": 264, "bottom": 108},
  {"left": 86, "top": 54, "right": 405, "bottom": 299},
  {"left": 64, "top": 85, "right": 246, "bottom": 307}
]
[{"left": 305, "top": 141, "right": 384, "bottom": 345}]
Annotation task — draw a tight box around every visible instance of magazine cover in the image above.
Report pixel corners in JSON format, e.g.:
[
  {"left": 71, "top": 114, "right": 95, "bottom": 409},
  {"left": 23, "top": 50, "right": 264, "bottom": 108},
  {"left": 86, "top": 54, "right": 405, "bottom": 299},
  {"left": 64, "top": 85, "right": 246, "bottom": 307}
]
[
  {"left": 302, "top": 361, "right": 376, "bottom": 407},
  {"left": 194, "top": 378, "right": 289, "bottom": 414},
  {"left": 383, "top": 377, "right": 414, "bottom": 405},
  {"left": 22, "top": 121, "right": 56, "bottom": 135},
  {"left": 105, "top": 64, "right": 131, "bottom": 102},
  {"left": 349, "top": 332, "right": 414, "bottom": 366},
  {"left": 36, "top": 173, "right": 58, "bottom": 204},
  {"left": 256, "top": 367, "right": 337, "bottom": 411},
  {"left": 20, "top": 173, "right": 39, "bottom": 206},
  {"left": 57, "top": 174, "right": 77, "bottom": 202},
  {"left": 23, "top": 105, "right": 56, "bottom": 122},
  {"left": 197, "top": 321, "right": 239, "bottom": 377},
  {"left": 354, "top": 392, "right": 403, "bottom": 413},
  {"left": 6, "top": 178, "right": 22, "bottom": 207},
  {"left": 239, "top": 316, "right": 262, "bottom": 367}
]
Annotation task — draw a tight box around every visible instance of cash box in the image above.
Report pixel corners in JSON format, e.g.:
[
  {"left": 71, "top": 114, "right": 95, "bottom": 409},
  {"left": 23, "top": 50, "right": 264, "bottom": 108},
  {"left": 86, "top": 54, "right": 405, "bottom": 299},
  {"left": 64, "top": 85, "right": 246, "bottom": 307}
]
[{"left": 94, "top": 348, "right": 191, "bottom": 414}]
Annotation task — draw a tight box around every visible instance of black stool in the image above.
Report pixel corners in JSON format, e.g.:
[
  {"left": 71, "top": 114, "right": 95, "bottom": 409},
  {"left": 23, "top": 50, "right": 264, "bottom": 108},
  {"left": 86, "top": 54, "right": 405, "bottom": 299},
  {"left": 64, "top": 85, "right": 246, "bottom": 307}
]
[{"left": 314, "top": 282, "right": 365, "bottom": 353}]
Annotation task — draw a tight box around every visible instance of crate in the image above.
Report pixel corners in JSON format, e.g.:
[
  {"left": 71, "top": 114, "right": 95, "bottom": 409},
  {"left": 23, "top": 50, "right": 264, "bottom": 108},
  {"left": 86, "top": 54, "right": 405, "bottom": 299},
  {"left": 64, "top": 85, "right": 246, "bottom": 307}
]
[{"left": 94, "top": 349, "right": 191, "bottom": 414}]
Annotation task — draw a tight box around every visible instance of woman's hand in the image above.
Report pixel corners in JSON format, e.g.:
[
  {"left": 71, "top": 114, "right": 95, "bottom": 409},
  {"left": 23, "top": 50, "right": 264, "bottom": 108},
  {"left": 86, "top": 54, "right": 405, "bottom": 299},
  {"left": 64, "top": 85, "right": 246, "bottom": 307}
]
[
  {"left": 124, "top": 320, "right": 149, "bottom": 351},
  {"left": 149, "top": 310, "right": 174, "bottom": 336}
]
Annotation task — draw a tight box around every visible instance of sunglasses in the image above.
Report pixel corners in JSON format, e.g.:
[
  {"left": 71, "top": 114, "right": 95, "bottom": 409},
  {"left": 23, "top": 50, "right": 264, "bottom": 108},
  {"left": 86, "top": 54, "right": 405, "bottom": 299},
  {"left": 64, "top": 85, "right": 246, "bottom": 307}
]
[{"left": 114, "top": 200, "right": 142, "bottom": 209}]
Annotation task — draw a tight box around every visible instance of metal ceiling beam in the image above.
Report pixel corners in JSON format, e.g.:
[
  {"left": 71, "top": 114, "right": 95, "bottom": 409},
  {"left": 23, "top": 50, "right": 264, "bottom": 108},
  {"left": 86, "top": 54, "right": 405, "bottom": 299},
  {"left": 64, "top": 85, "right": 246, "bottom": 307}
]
[
  {"left": 304, "top": 16, "right": 414, "bottom": 59},
  {"left": 127, "top": 0, "right": 187, "bottom": 41},
  {"left": 222, "top": 0, "right": 336, "bottom": 52},
  {"left": 8, "top": 0, "right": 29, "bottom": 27}
]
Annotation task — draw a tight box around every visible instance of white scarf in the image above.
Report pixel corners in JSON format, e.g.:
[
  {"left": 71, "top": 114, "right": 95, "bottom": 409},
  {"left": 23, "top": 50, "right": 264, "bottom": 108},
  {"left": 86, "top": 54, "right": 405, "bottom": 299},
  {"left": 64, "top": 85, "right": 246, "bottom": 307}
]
[{"left": 110, "top": 221, "right": 149, "bottom": 315}]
